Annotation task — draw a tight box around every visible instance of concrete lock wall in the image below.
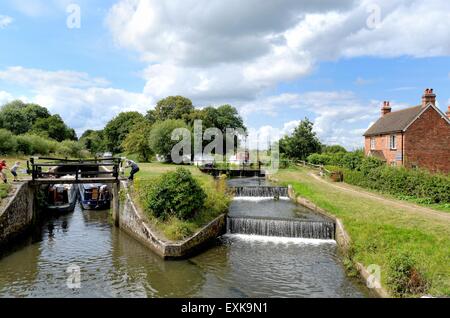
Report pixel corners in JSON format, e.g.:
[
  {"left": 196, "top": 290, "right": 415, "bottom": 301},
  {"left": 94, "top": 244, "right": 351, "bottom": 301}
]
[
  {"left": 287, "top": 184, "right": 390, "bottom": 298},
  {"left": 0, "top": 183, "right": 36, "bottom": 247},
  {"left": 118, "top": 183, "right": 226, "bottom": 259}
]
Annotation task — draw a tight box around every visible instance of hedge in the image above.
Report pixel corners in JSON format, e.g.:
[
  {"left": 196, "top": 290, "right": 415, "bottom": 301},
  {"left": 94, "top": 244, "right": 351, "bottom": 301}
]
[{"left": 343, "top": 166, "right": 450, "bottom": 204}]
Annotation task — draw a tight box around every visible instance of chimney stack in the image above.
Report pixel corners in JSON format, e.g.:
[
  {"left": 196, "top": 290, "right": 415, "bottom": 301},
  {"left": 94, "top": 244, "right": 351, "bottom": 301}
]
[
  {"left": 381, "top": 101, "right": 391, "bottom": 116},
  {"left": 446, "top": 106, "right": 450, "bottom": 120},
  {"left": 422, "top": 88, "right": 436, "bottom": 107}
]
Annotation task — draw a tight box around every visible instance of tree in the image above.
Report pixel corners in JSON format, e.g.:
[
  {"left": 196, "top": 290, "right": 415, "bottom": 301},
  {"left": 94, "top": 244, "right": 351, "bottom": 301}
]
[
  {"left": 153, "top": 96, "right": 194, "bottom": 122},
  {"left": 22, "top": 103, "right": 50, "bottom": 124},
  {"left": 0, "top": 101, "right": 31, "bottom": 134},
  {"left": 0, "top": 129, "right": 17, "bottom": 154},
  {"left": 103, "top": 112, "right": 146, "bottom": 154},
  {"left": 322, "top": 144, "right": 347, "bottom": 154},
  {"left": 31, "top": 115, "right": 77, "bottom": 142},
  {"left": 279, "top": 118, "right": 322, "bottom": 161},
  {"left": 79, "top": 130, "right": 105, "bottom": 155},
  {"left": 149, "top": 119, "right": 189, "bottom": 161},
  {"left": 122, "top": 122, "right": 153, "bottom": 162}
]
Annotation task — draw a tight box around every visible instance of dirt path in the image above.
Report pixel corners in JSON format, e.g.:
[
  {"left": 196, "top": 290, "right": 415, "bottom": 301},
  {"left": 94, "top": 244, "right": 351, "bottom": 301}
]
[{"left": 308, "top": 172, "right": 450, "bottom": 221}]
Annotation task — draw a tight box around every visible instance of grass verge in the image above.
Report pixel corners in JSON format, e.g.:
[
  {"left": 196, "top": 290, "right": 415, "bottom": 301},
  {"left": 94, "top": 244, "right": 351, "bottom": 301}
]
[
  {"left": 130, "top": 162, "right": 231, "bottom": 241},
  {"left": 274, "top": 166, "right": 450, "bottom": 297}
]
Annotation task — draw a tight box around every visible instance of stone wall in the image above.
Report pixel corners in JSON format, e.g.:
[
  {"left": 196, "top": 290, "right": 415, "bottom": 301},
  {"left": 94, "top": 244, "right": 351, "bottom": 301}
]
[
  {"left": 119, "top": 183, "right": 226, "bottom": 259},
  {"left": 0, "top": 182, "right": 36, "bottom": 247}
]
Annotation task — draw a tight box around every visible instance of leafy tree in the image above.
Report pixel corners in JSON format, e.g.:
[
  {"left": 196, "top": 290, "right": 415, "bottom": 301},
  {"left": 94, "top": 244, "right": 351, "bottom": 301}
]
[
  {"left": 0, "top": 101, "right": 31, "bottom": 134},
  {"left": 149, "top": 119, "right": 189, "bottom": 161},
  {"left": 79, "top": 130, "right": 105, "bottom": 155},
  {"left": 279, "top": 118, "right": 322, "bottom": 161},
  {"left": 103, "top": 111, "right": 146, "bottom": 154},
  {"left": 322, "top": 144, "right": 347, "bottom": 154},
  {"left": 145, "top": 109, "right": 157, "bottom": 125},
  {"left": 153, "top": 96, "right": 194, "bottom": 122},
  {"left": 22, "top": 103, "right": 50, "bottom": 124},
  {"left": 0, "top": 129, "right": 17, "bottom": 153},
  {"left": 31, "top": 115, "right": 77, "bottom": 142},
  {"left": 122, "top": 122, "right": 153, "bottom": 162}
]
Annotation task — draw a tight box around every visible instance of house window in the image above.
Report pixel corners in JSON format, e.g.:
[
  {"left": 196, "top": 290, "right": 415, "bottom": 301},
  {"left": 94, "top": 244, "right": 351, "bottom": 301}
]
[
  {"left": 390, "top": 135, "right": 397, "bottom": 150},
  {"left": 370, "top": 137, "right": 376, "bottom": 150}
]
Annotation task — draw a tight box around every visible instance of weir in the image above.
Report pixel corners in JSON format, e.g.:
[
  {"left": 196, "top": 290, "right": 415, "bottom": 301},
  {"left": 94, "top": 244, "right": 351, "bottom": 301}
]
[
  {"left": 227, "top": 177, "right": 336, "bottom": 240},
  {"left": 231, "top": 186, "right": 289, "bottom": 198},
  {"left": 227, "top": 216, "right": 335, "bottom": 240}
]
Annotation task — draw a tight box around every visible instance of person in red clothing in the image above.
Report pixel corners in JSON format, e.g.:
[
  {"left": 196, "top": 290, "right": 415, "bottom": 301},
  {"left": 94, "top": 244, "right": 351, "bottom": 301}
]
[{"left": 0, "top": 160, "right": 8, "bottom": 184}]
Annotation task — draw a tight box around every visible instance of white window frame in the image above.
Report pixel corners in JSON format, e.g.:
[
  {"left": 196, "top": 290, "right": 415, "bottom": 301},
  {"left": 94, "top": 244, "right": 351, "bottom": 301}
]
[
  {"left": 390, "top": 135, "right": 397, "bottom": 150},
  {"left": 370, "top": 137, "right": 376, "bottom": 150}
]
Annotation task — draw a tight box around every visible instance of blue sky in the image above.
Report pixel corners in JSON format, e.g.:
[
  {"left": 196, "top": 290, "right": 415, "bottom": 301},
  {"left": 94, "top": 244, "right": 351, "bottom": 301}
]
[{"left": 1, "top": 0, "right": 449, "bottom": 149}]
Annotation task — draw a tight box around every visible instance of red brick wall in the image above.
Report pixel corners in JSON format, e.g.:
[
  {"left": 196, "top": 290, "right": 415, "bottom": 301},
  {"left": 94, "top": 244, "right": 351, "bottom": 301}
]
[
  {"left": 404, "top": 107, "right": 450, "bottom": 173},
  {"left": 365, "top": 133, "right": 404, "bottom": 166}
]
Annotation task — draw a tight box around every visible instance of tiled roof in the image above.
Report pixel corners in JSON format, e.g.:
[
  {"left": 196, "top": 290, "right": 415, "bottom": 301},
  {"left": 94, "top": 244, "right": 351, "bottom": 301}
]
[{"left": 364, "top": 105, "right": 423, "bottom": 136}]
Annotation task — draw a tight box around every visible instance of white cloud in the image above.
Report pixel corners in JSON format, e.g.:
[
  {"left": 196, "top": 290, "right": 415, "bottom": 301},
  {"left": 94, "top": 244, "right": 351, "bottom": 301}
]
[
  {"left": 0, "top": 66, "right": 152, "bottom": 136},
  {"left": 105, "top": 0, "right": 450, "bottom": 109},
  {"left": 0, "top": 15, "right": 13, "bottom": 28},
  {"left": 0, "top": 91, "right": 14, "bottom": 105},
  {"left": 240, "top": 91, "right": 386, "bottom": 150}
]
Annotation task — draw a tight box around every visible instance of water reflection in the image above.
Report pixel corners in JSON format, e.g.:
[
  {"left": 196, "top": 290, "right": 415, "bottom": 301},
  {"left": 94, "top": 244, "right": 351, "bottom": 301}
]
[{"left": 0, "top": 203, "right": 368, "bottom": 298}]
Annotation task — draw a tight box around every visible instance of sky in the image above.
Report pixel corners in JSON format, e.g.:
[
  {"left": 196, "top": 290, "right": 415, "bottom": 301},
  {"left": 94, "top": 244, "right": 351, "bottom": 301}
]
[{"left": 0, "top": 0, "right": 449, "bottom": 150}]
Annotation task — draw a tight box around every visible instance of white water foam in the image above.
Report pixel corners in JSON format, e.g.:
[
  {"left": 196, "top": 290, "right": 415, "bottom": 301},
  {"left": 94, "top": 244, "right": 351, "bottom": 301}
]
[
  {"left": 223, "top": 233, "right": 336, "bottom": 245},
  {"left": 232, "top": 196, "right": 290, "bottom": 202}
]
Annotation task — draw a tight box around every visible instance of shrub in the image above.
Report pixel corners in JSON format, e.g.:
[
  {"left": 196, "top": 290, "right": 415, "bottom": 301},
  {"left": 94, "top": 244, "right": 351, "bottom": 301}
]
[
  {"left": 144, "top": 168, "right": 206, "bottom": 220},
  {"left": 15, "top": 134, "right": 58, "bottom": 155},
  {"left": 0, "top": 183, "right": 11, "bottom": 200},
  {"left": 57, "top": 140, "right": 84, "bottom": 158},
  {"left": 0, "top": 129, "right": 17, "bottom": 154},
  {"left": 387, "top": 252, "right": 428, "bottom": 297}
]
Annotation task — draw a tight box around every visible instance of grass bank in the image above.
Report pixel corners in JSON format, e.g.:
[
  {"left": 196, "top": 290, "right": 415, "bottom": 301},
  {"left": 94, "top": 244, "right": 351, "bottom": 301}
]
[
  {"left": 130, "top": 162, "right": 231, "bottom": 241},
  {"left": 274, "top": 166, "right": 450, "bottom": 297},
  {"left": 0, "top": 156, "right": 29, "bottom": 204},
  {"left": 0, "top": 183, "right": 10, "bottom": 204}
]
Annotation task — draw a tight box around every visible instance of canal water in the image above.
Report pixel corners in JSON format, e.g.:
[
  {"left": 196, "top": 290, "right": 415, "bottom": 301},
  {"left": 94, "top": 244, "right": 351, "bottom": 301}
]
[{"left": 0, "top": 178, "right": 369, "bottom": 298}]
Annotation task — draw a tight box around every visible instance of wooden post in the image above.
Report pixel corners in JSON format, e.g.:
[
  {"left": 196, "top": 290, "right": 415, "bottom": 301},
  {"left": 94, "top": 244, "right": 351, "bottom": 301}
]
[{"left": 112, "top": 182, "right": 120, "bottom": 227}]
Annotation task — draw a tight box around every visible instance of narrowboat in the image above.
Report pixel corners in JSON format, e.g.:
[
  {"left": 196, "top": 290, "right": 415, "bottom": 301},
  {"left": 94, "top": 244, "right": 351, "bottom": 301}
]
[
  {"left": 78, "top": 183, "right": 111, "bottom": 210},
  {"left": 46, "top": 176, "right": 78, "bottom": 213}
]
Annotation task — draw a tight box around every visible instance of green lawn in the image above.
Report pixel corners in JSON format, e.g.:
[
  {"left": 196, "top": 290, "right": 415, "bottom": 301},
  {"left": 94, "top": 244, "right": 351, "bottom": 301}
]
[
  {"left": 0, "top": 156, "right": 29, "bottom": 204},
  {"left": 128, "top": 162, "right": 231, "bottom": 241},
  {"left": 0, "top": 183, "right": 10, "bottom": 204},
  {"left": 0, "top": 156, "right": 30, "bottom": 180},
  {"left": 274, "top": 166, "right": 450, "bottom": 297}
]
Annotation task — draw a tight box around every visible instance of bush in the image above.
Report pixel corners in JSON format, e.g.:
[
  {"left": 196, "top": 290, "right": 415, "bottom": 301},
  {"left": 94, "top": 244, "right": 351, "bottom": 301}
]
[
  {"left": 387, "top": 252, "right": 428, "bottom": 297},
  {"left": 57, "top": 140, "right": 84, "bottom": 158},
  {"left": 15, "top": 134, "right": 58, "bottom": 155},
  {"left": 0, "top": 129, "right": 17, "bottom": 154},
  {"left": 343, "top": 166, "right": 450, "bottom": 204},
  {"left": 144, "top": 168, "right": 206, "bottom": 220}
]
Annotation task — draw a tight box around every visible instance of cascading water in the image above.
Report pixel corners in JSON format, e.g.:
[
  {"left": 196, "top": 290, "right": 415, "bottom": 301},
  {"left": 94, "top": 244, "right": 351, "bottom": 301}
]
[
  {"left": 231, "top": 186, "right": 289, "bottom": 198},
  {"left": 227, "top": 217, "right": 335, "bottom": 240},
  {"left": 227, "top": 177, "right": 336, "bottom": 240}
]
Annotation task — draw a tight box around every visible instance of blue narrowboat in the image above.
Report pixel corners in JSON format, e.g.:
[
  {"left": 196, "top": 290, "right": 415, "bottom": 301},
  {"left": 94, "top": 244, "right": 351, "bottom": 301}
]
[{"left": 78, "top": 183, "right": 111, "bottom": 210}]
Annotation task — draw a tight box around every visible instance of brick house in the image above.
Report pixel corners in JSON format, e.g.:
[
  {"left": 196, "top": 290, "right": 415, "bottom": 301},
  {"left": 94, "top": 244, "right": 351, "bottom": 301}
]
[{"left": 363, "top": 89, "right": 450, "bottom": 173}]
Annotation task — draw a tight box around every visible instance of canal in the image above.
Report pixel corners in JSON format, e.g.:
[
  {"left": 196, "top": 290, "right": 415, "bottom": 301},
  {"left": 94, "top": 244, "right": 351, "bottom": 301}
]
[{"left": 0, "top": 178, "right": 369, "bottom": 298}]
